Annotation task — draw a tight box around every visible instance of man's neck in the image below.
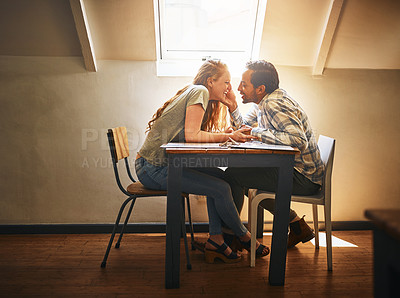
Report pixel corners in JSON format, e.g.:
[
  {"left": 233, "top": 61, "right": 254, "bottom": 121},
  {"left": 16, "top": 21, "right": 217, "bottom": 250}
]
[{"left": 255, "top": 92, "right": 268, "bottom": 105}]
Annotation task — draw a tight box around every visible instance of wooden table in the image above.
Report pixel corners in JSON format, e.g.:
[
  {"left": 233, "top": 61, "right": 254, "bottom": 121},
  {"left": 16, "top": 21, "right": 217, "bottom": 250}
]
[
  {"left": 163, "top": 143, "right": 300, "bottom": 288},
  {"left": 365, "top": 209, "right": 400, "bottom": 298}
]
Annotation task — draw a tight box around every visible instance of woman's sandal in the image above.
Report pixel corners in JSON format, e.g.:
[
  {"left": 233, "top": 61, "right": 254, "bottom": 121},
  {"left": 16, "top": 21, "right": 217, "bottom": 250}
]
[
  {"left": 240, "top": 239, "right": 270, "bottom": 258},
  {"left": 204, "top": 238, "right": 241, "bottom": 264},
  {"left": 222, "top": 233, "right": 243, "bottom": 252}
]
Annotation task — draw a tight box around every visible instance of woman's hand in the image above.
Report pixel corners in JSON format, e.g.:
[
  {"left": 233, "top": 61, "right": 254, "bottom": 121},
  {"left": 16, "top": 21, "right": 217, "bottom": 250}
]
[
  {"left": 239, "top": 125, "right": 253, "bottom": 135},
  {"left": 229, "top": 126, "right": 258, "bottom": 142}
]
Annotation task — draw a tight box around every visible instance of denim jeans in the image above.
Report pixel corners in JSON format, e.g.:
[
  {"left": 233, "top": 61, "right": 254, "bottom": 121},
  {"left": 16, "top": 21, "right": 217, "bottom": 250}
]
[
  {"left": 135, "top": 157, "right": 248, "bottom": 237},
  {"left": 224, "top": 167, "right": 321, "bottom": 222}
]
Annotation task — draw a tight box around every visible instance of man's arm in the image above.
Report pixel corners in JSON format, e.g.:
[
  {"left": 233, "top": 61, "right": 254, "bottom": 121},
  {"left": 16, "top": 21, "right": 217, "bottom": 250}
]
[
  {"left": 252, "top": 100, "right": 308, "bottom": 151},
  {"left": 230, "top": 105, "right": 258, "bottom": 130},
  {"left": 220, "top": 86, "right": 258, "bottom": 130}
]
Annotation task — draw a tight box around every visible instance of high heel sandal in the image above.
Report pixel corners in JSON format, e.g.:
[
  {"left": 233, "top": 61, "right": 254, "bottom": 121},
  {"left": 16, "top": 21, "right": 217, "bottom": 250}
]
[
  {"left": 204, "top": 239, "right": 241, "bottom": 264},
  {"left": 222, "top": 233, "right": 243, "bottom": 252},
  {"left": 239, "top": 239, "right": 270, "bottom": 258}
]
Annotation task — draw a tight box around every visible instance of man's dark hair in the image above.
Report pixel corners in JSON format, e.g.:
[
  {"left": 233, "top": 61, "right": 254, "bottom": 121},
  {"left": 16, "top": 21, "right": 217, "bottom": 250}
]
[{"left": 245, "top": 60, "right": 279, "bottom": 94}]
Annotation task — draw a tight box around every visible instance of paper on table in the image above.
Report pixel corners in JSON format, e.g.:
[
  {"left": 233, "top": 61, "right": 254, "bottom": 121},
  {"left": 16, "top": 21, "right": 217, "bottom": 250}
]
[
  {"left": 161, "top": 141, "right": 294, "bottom": 151},
  {"left": 231, "top": 141, "right": 295, "bottom": 151},
  {"left": 161, "top": 143, "right": 222, "bottom": 149}
]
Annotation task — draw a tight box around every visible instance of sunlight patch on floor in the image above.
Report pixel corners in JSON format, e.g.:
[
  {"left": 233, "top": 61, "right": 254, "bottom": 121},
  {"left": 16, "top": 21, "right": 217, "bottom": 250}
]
[
  {"left": 311, "top": 232, "right": 358, "bottom": 247},
  {"left": 263, "top": 232, "right": 358, "bottom": 247}
]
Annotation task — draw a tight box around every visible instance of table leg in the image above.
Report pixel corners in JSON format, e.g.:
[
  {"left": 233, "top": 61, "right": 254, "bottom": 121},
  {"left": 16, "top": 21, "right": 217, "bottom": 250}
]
[
  {"left": 372, "top": 227, "right": 400, "bottom": 297},
  {"left": 269, "top": 156, "right": 294, "bottom": 286},
  {"left": 165, "top": 157, "right": 182, "bottom": 289}
]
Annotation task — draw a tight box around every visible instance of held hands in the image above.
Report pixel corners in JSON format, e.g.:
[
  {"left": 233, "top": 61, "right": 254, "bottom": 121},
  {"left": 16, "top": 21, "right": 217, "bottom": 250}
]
[{"left": 229, "top": 126, "right": 258, "bottom": 143}]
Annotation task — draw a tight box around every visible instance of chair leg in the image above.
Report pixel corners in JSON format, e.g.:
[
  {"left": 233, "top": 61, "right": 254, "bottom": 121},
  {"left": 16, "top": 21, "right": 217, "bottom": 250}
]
[
  {"left": 115, "top": 197, "right": 136, "bottom": 249},
  {"left": 250, "top": 196, "right": 261, "bottom": 267},
  {"left": 185, "top": 195, "right": 195, "bottom": 250},
  {"left": 101, "top": 197, "right": 134, "bottom": 268},
  {"left": 256, "top": 206, "right": 265, "bottom": 238},
  {"left": 247, "top": 189, "right": 266, "bottom": 238},
  {"left": 312, "top": 204, "right": 319, "bottom": 249},
  {"left": 181, "top": 199, "right": 192, "bottom": 270},
  {"left": 247, "top": 189, "right": 256, "bottom": 232},
  {"left": 324, "top": 205, "right": 333, "bottom": 271}
]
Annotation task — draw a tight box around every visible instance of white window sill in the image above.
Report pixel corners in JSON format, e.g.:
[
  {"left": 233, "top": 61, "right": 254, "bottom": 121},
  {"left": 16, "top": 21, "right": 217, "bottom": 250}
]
[
  {"left": 156, "top": 60, "right": 203, "bottom": 77},
  {"left": 156, "top": 59, "right": 248, "bottom": 78}
]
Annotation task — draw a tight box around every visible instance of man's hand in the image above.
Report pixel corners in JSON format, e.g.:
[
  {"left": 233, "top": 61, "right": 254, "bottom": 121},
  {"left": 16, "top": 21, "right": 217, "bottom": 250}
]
[
  {"left": 240, "top": 125, "right": 253, "bottom": 135},
  {"left": 229, "top": 126, "right": 257, "bottom": 142},
  {"left": 221, "top": 83, "right": 238, "bottom": 113}
]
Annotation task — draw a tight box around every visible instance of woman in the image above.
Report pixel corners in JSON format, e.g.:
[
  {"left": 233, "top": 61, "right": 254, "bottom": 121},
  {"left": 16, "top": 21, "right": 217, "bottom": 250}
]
[{"left": 135, "top": 60, "right": 269, "bottom": 263}]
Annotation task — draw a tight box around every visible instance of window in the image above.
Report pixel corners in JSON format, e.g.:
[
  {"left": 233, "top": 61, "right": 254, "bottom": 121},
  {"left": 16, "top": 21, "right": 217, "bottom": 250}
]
[{"left": 154, "top": 0, "right": 267, "bottom": 76}]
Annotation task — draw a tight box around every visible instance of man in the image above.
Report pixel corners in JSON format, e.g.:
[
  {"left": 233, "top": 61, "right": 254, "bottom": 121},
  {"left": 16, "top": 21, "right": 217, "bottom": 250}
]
[{"left": 223, "top": 60, "right": 324, "bottom": 248}]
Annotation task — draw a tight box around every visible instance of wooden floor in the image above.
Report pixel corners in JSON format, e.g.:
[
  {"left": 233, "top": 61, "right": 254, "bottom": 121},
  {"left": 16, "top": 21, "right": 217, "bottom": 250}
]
[{"left": 0, "top": 231, "right": 373, "bottom": 297}]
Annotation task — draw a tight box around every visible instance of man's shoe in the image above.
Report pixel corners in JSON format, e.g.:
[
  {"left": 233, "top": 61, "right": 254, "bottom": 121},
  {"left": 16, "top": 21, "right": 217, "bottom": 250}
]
[{"left": 287, "top": 216, "right": 315, "bottom": 248}]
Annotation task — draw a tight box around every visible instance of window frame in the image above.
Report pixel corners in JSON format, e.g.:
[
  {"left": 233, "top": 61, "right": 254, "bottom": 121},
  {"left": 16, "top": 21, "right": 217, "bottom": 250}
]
[{"left": 153, "top": 0, "right": 267, "bottom": 77}]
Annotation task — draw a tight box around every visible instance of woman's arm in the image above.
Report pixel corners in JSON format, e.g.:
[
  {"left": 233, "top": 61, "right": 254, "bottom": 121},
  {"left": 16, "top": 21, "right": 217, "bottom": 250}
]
[{"left": 184, "top": 104, "right": 255, "bottom": 143}]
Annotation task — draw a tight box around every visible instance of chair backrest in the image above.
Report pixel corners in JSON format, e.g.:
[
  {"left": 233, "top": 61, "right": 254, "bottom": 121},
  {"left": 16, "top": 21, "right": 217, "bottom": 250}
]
[
  {"left": 317, "top": 135, "right": 336, "bottom": 197},
  {"left": 107, "top": 127, "right": 135, "bottom": 195},
  {"left": 108, "top": 127, "right": 130, "bottom": 163}
]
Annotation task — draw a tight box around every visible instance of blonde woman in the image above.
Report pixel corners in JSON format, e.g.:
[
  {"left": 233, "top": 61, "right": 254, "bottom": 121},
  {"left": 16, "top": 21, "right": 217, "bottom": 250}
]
[{"left": 135, "top": 60, "right": 269, "bottom": 263}]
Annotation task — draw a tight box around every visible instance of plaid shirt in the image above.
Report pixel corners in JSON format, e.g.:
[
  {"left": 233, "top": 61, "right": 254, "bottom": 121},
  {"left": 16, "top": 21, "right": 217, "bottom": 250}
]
[{"left": 231, "top": 89, "right": 324, "bottom": 185}]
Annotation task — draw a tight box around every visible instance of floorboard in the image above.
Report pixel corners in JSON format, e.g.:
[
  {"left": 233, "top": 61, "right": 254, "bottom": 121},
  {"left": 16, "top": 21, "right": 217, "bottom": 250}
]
[{"left": 0, "top": 231, "right": 373, "bottom": 297}]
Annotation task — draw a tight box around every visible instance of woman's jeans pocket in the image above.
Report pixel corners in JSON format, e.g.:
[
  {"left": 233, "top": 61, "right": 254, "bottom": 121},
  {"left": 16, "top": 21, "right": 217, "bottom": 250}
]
[{"left": 135, "top": 157, "right": 168, "bottom": 190}]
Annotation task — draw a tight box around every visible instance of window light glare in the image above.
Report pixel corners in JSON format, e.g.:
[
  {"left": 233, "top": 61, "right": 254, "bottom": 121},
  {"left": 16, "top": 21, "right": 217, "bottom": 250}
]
[
  {"left": 164, "top": 0, "right": 253, "bottom": 53},
  {"left": 154, "top": 0, "right": 267, "bottom": 76},
  {"left": 311, "top": 232, "right": 358, "bottom": 248}
]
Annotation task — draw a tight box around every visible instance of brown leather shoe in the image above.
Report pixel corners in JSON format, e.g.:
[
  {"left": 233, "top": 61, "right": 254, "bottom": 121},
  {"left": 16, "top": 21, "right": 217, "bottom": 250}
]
[{"left": 287, "top": 216, "right": 315, "bottom": 248}]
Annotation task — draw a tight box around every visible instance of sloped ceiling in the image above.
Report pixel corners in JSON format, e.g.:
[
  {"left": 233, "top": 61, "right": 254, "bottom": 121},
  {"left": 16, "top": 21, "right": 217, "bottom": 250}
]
[
  {"left": 0, "top": 0, "right": 399, "bottom": 69},
  {"left": 0, "top": 0, "right": 81, "bottom": 57},
  {"left": 84, "top": 0, "right": 156, "bottom": 61},
  {"left": 326, "top": 0, "right": 400, "bottom": 69}
]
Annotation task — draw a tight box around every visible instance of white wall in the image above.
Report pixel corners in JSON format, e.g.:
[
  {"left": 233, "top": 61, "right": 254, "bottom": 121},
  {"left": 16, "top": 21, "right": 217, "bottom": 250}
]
[{"left": 0, "top": 56, "right": 399, "bottom": 224}]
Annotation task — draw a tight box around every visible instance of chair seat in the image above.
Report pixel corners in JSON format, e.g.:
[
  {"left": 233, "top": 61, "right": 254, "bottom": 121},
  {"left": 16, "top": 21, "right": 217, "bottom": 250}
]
[
  {"left": 127, "top": 181, "right": 188, "bottom": 197},
  {"left": 253, "top": 189, "right": 325, "bottom": 204}
]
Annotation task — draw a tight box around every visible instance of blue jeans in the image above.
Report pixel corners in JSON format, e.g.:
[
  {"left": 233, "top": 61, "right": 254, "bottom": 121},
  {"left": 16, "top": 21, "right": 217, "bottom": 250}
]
[
  {"left": 135, "top": 157, "right": 248, "bottom": 237},
  {"left": 224, "top": 167, "right": 321, "bottom": 222}
]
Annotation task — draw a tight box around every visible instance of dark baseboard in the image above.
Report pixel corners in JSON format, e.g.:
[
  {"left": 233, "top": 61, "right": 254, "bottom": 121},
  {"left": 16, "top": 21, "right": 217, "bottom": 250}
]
[
  {"left": 0, "top": 223, "right": 210, "bottom": 234},
  {"left": 0, "top": 221, "right": 372, "bottom": 234},
  {"left": 330, "top": 221, "right": 374, "bottom": 230}
]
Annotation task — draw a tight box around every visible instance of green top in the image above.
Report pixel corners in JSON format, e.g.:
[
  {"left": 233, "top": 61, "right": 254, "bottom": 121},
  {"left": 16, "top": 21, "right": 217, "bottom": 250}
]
[{"left": 139, "top": 84, "right": 210, "bottom": 166}]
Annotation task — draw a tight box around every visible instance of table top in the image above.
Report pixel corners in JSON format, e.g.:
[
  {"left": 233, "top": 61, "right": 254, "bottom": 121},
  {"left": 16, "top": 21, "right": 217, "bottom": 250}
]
[
  {"left": 365, "top": 209, "right": 400, "bottom": 242},
  {"left": 163, "top": 142, "right": 300, "bottom": 155}
]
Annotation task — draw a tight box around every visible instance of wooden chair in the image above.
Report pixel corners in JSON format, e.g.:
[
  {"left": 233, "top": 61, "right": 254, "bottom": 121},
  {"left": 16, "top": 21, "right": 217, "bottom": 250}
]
[
  {"left": 248, "top": 135, "right": 336, "bottom": 270},
  {"left": 100, "top": 127, "right": 194, "bottom": 269}
]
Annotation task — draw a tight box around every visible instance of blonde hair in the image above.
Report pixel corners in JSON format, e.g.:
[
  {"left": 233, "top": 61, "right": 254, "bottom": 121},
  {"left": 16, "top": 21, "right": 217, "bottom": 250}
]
[{"left": 146, "top": 60, "right": 228, "bottom": 133}]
